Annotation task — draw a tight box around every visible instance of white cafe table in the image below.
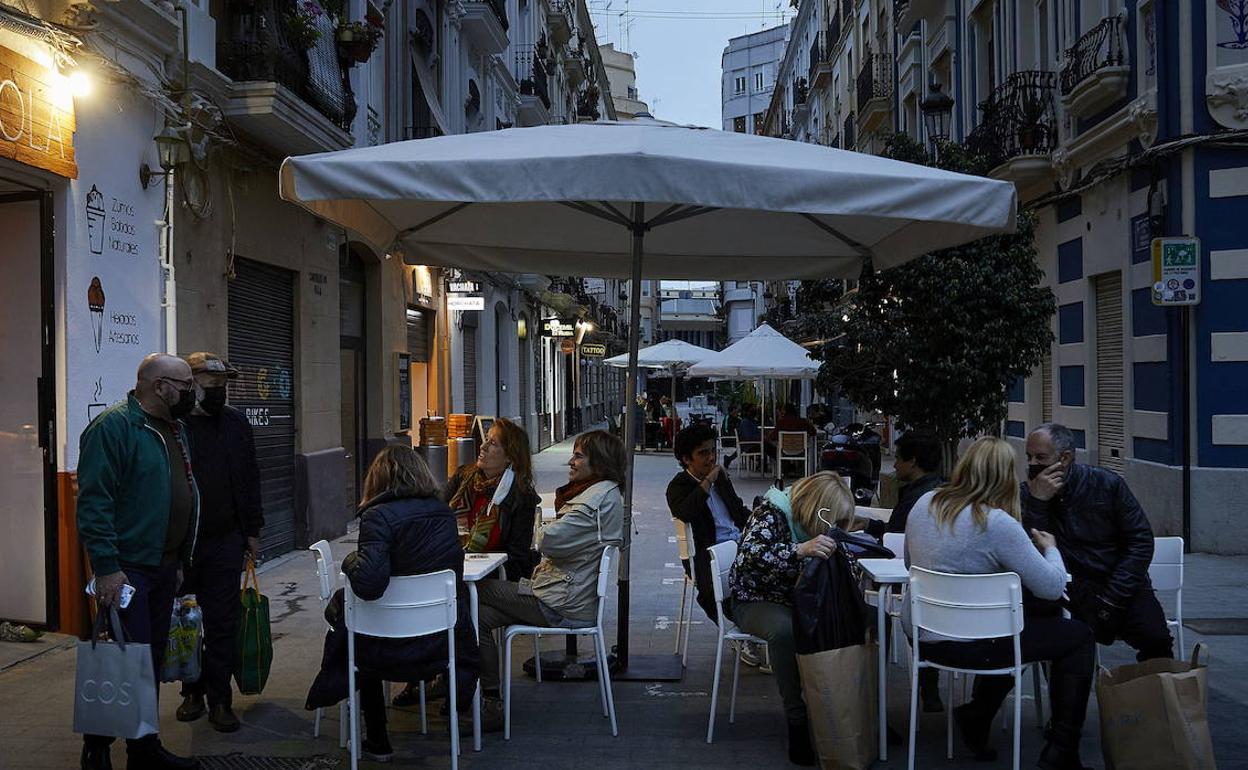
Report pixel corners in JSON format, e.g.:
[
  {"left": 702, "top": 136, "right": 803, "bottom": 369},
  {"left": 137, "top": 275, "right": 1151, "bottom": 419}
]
[
  {"left": 857, "top": 557, "right": 910, "bottom": 762},
  {"left": 463, "top": 551, "right": 508, "bottom": 751}
]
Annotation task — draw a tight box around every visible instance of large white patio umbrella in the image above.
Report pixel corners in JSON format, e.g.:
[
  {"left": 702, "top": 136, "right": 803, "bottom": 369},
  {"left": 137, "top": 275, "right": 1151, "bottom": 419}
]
[
  {"left": 687, "top": 323, "right": 820, "bottom": 379},
  {"left": 278, "top": 118, "right": 1017, "bottom": 677},
  {"left": 605, "top": 339, "right": 716, "bottom": 428}
]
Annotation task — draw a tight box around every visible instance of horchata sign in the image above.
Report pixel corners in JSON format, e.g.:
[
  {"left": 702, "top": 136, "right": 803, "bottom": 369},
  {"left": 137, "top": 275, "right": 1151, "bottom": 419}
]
[{"left": 0, "top": 45, "right": 77, "bottom": 178}]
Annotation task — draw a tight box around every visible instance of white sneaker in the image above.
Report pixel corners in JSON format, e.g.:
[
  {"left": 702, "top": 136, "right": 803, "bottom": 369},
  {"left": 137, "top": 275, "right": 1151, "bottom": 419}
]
[{"left": 739, "top": 641, "right": 764, "bottom": 668}]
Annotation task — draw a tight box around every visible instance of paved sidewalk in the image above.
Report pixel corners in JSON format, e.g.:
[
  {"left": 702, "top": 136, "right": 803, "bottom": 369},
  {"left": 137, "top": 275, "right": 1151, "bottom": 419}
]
[{"left": 2, "top": 437, "right": 1246, "bottom": 769}]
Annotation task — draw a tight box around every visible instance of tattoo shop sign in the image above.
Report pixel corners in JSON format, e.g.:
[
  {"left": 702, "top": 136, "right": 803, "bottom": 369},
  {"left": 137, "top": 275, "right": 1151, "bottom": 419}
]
[{"left": 0, "top": 45, "right": 77, "bottom": 178}]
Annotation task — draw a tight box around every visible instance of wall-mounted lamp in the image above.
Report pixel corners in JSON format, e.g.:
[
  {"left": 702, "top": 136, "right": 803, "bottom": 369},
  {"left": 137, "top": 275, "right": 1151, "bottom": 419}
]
[
  {"left": 140, "top": 124, "right": 190, "bottom": 189},
  {"left": 517, "top": 317, "right": 528, "bottom": 339}
]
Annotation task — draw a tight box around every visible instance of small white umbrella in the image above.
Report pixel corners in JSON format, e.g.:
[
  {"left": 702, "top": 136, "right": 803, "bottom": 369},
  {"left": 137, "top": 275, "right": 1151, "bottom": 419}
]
[
  {"left": 605, "top": 338, "right": 718, "bottom": 437},
  {"left": 278, "top": 118, "right": 1017, "bottom": 676},
  {"left": 687, "top": 323, "right": 820, "bottom": 379}
]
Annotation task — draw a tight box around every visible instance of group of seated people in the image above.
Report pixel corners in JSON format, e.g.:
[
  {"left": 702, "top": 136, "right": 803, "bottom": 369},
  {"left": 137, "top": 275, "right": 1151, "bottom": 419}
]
[
  {"left": 668, "top": 421, "right": 1174, "bottom": 768},
  {"left": 306, "top": 419, "right": 626, "bottom": 761}
]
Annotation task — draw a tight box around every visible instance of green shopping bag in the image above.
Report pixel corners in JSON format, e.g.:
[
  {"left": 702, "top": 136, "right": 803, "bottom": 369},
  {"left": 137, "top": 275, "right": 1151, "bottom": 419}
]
[{"left": 233, "top": 559, "right": 272, "bottom": 695}]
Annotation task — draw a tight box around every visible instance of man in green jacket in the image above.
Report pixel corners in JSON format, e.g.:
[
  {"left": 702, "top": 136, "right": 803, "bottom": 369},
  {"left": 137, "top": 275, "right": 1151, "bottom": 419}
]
[{"left": 78, "top": 354, "right": 201, "bottom": 770}]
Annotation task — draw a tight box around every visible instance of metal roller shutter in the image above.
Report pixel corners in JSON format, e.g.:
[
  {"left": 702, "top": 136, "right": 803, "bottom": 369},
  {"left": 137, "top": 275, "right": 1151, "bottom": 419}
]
[
  {"left": 1041, "top": 347, "right": 1053, "bottom": 422},
  {"left": 1095, "top": 272, "right": 1125, "bottom": 475},
  {"left": 407, "top": 307, "right": 431, "bottom": 362},
  {"left": 518, "top": 332, "right": 530, "bottom": 422},
  {"left": 228, "top": 258, "right": 297, "bottom": 556},
  {"left": 462, "top": 313, "right": 478, "bottom": 415}
]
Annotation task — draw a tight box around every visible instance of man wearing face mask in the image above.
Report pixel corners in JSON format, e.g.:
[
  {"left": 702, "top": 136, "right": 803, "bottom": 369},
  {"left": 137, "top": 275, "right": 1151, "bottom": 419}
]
[
  {"left": 1022, "top": 423, "right": 1172, "bottom": 660},
  {"left": 77, "top": 354, "right": 200, "bottom": 770},
  {"left": 175, "top": 352, "right": 263, "bottom": 732}
]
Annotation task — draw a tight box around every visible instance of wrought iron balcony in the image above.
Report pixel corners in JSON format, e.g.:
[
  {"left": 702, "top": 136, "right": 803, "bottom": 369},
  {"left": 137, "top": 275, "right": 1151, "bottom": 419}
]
[
  {"left": 1060, "top": 15, "right": 1124, "bottom": 96},
  {"left": 843, "top": 113, "right": 856, "bottom": 150},
  {"left": 794, "top": 77, "right": 809, "bottom": 106},
  {"left": 216, "top": 0, "right": 356, "bottom": 141},
  {"left": 516, "top": 47, "right": 552, "bottom": 109},
  {"left": 966, "top": 70, "right": 1058, "bottom": 170},
  {"left": 808, "top": 38, "right": 823, "bottom": 83},
  {"left": 856, "top": 53, "right": 893, "bottom": 114},
  {"left": 827, "top": 15, "right": 842, "bottom": 50}
]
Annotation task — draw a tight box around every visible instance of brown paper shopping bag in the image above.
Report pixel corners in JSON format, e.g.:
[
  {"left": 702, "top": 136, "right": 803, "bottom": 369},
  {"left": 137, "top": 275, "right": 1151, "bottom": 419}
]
[
  {"left": 1097, "top": 643, "right": 1217, "bottom": 770},
  {"left": 796, "top": 642, "right": 878, "bottom": 770}
]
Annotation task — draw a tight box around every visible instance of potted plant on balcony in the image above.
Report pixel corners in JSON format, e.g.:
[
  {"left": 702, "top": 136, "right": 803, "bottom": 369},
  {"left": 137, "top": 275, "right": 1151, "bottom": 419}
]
[
  {"left": 1016, "top": 88, "right": 1049, "bottom": 153},
  {"left": 285, "top": 0, "right": 324, "bottom": 50},
  {"left": 336, "top": 4, "right": 387, "bottom": 63}
]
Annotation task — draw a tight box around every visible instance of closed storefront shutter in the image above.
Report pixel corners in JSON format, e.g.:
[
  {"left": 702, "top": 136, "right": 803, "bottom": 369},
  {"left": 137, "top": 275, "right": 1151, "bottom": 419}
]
[
  {"left": 1095, "top": 272, "right": 1125, "bottom": 475},
  {"left": 228, "top": 258, "right": 297, "bottom": 556},
  {"left": 518, "top": 332, "right": 530, "bottom": 422},
  {"left": 407, "top": 307, "right": 431, "bottom": 362},
  {"left": 1042, "top": 347, "right": 1053, "bottom": 423},
  {"left": 462, "top": 314, "right": 478, "bottom": 415}
]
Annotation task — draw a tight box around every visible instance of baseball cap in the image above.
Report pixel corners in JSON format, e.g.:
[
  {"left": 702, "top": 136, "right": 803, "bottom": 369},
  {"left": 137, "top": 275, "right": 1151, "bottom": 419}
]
[{"left": 185, "top": 351, "right": 240, "bottom": 378}]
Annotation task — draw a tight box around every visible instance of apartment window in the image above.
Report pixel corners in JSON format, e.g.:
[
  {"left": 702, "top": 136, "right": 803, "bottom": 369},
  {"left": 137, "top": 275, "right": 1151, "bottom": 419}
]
[
  {"left": 734, "top": 75, "right": 746, "bottom": 94},
  {"left": 627, "top": 85, "right": 638, "bottom": 99},
  {"left": 733, "top": 115, "right": 747, "bottom": 133},
  {"left": 754, "top": 72, "right": 764, "bottom": 91},
  {"left": 735, "top": 281, "right": 750, "bottom": 288}
]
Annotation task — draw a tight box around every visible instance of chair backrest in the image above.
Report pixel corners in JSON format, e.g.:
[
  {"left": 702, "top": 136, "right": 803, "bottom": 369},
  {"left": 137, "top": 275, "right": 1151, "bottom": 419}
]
[
  {"left": 345, "top": 570, "right": 457, "bottom": 639},
  {"left": 673, "top": 519, "right": 692, "bottom": 562},
  {"left": 736, "top": 430, "right": 759, "bottom": 451},
  {"left": 778, "top": 431, "right": 807, "bottom": 456},
  {"left": 707, "top": 540, "right": 738, "bottom": 606},
  {"left": 593, "top": 545, "right": 619, "bottom": 627},
  {"left": 882, "top": 532, "right": 905, "bottom": 559},
  {"left": 909, "top": 566, "right": 1023, "bottom": 641},
  {"left": 309, "top": 540, "right": 336, "bottom": 604},
  {"left": 1149, "top": 536, "right": 1184, "bottom": 592}
]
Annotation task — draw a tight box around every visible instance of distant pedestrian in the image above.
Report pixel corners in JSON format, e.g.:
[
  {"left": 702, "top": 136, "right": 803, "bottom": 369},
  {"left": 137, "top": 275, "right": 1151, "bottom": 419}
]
[
  {"left": 77, "top": 353, "right": 200, "bottom": 770},
  {"left": 175, "top": 352, "right": 263, "bottom": 733},
  {"left": 721, "top": 404, "right": 742, "bottom": 468}
]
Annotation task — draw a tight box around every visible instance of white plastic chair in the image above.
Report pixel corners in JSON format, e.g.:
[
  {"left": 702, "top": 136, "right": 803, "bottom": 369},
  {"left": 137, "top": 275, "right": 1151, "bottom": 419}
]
[
  {"left": 1149, "top": 536, "right": 1185, "bottom": 655},
  {"left": 736, "top": 430, "right": 764, "bottom": 477},
  {"left": 501, "top": 545, "right": 619, "bottom": 739},
  {"left": 309, "top": 542, "right": 355, "bottom": 746},
  {"left": 672, "top": 520, "right": 696, "bottom": 666},
  {"left": 776, "top": 431, "right": 810, "bottom": 478},
  {"left": 907, "top": 567, "right": 1026, "bottom": 770},
  {"left": 344, "top": 570, "right": 460, "bottom": 770},
  {"left": 705, "top": 540, "right": 768, "bottom": 743}
]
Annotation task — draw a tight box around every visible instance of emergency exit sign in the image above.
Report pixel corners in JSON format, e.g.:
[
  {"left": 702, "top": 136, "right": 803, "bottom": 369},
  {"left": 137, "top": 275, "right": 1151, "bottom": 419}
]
[{"left": 1151, "top": 237, "right": 1201, "bottom": 306}]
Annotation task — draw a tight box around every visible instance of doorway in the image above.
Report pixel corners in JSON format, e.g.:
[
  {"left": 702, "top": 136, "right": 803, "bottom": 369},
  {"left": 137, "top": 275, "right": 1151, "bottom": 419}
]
[
  {"left": 0, "top": 192, "right": 55, "bottom": 626},
  {"left": 340, "top": 250, "right": 368, "bottom": 514}
]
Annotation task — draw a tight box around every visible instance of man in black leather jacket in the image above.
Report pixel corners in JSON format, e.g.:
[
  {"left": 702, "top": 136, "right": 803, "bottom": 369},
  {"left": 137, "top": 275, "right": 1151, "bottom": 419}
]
[{"left": 1022, "top": 423, "right": 1172, "bottom": 660}]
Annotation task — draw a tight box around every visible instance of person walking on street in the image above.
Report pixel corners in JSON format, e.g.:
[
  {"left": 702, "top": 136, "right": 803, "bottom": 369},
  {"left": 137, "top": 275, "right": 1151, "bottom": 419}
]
[
  {"left": 76, "top": 354, "right": 201, "bottom": 770},
  {"left": 1023, "top": 423, "right": 1173, "bottom": 660},
  {"left": 175, "top": 352, "right": 263, "bottom": 733}
]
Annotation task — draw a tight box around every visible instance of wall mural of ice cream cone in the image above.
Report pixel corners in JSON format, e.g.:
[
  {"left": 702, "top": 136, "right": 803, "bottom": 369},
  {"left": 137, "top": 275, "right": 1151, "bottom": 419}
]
[
  {"left": 87, "top": 276, "right": 106, "bottom": 353},
  {"left": 85, "top": 184, "right": 105, "bottom": 255}
]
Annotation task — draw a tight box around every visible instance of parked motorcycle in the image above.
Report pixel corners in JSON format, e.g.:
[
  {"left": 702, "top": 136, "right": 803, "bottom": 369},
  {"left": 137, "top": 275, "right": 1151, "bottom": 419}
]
[{"left": 819, "top": 424, "right": 878, "bottom": 506}]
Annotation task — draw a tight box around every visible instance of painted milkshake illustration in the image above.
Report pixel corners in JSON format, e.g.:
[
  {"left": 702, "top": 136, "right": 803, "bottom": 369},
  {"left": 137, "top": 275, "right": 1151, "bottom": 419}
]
[
  {"left": 85, "top": 185, "right": 105, "bottom": 255},
  {"left": 88, "top": 277, "right": 106, "bottom": 353}
]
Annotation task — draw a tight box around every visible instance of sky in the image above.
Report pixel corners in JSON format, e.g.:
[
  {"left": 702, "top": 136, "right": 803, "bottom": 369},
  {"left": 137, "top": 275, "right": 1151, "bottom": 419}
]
[{"left": 588, "top": 1, "right": 795, "bottom": 129}]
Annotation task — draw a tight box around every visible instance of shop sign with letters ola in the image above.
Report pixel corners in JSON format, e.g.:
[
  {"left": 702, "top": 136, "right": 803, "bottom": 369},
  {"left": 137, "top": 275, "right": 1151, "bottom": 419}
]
[{"left": 0, "top": 45, "right": 77, "bottom": 178}]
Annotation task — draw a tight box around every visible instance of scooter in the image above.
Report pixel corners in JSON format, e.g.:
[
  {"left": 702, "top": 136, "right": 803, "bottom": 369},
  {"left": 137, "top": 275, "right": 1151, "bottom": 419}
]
[{"left": 819, "top": 425, "right": 877, "bottom": 506}]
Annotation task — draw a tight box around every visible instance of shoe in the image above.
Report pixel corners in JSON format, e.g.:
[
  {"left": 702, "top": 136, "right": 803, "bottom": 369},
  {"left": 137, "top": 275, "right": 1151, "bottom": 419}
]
[
  {"left": 459, "top": 697, "right": 504, "bottom": 735},
  {"left": 80, "top": 744, "right": 112, "bottom": 770},
  {"left": 953, "top": 703, "right": 999, "bottom": 762},
  {"left": 739, "top": 641, "right": 763, "bottom": 667},
  {"left": 175, "top": 694, "right": 205, "bottom": 723},
  {"left": 787, "top": 721, "right": 816, "bottom": 766},
  {"left": 919, "top": 668, "right": 945, "bottom": 713},
  {"left": 207, "top": 704, "right": 240, "bottom": 733},
  {"left": 1036, "top": 673, "right": 1093, "bottom": 770},
  {"left": 391, "top": 682, "right": 422, "bottom": 707},
  {"left": 361, "top": 736, "right": 393, "bottom": 763},
  {"left": 125, "top": 739, "right": 198, "bottom": 770}
]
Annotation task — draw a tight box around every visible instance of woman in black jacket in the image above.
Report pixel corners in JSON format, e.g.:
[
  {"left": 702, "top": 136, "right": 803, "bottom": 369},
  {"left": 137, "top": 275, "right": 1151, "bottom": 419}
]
[{"left": 306, "top": 446, "right": 478, "bottom": 762}]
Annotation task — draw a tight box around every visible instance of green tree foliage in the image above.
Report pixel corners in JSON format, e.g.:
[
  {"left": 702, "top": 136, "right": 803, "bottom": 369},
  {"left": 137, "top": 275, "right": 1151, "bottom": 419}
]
[{"left": 797, "top": 133, "right": 1055, "bottom": 457}]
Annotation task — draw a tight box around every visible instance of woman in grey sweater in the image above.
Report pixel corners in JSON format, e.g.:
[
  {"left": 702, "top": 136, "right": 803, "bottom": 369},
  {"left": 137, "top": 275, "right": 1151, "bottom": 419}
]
[{"left": 904, "top": 437, "right": 1094, "bottom": 770}]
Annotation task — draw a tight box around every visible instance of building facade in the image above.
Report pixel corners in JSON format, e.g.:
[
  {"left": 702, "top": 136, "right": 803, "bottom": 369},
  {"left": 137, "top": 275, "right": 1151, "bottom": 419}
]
[
  {"left": 768, "top": 0, "right": 1248, "bottom": 553},
  {"left": 722, "top": 23, "right": 790, "bottom": 133},
  {"left": 599, "top": 43, "right": 649, "bottom": 118}
]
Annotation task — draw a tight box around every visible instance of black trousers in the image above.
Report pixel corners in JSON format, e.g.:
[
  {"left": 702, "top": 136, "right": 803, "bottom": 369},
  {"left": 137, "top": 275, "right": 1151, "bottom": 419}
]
[
  {"left": 84, "top": 561, "right": 179, "bottom": 750},
  {"left": 1069, "top": 580, "right": 1174, "bottom": 661},
  {"left": 181, "top": 530, "right": 246, "bottom": 707},
  {"left": 359, "top": 677, "right": 388, "bottom": 739},
  {"left": 920, "top": 615, "right": 1095, "bottom": 716}
]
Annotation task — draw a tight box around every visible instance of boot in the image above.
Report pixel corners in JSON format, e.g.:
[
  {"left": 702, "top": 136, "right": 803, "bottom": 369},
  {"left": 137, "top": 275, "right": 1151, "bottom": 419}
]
[
  {"left": 952, "top": 673, "right": 1013, "bottom": 762},
  {"left": 174, "top": 694, "right": 205, "bottom": 722},
  {"left": 1036, "top": 673, "right": 1093, "bottom": 770},
  {"left": 125, "top": 737, "right": 198, "bottom": 770},
  {"left": 208, "top": 703, "right": 240, "bottom": 733},
  {"left": 787, "top": 721, "right": 816, "bottom": 766},
  {"left": 80, "top": 743, "right": 112, "bottom": 770},
  {"left": 919, "top": 668, "right": 944, "bottom": 712}
]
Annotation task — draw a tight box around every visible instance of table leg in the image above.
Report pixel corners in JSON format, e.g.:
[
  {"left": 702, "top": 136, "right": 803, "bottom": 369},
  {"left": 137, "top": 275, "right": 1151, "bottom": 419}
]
[
  {"left": 878, "top": 585, "right": 888, "bottom": 761},
  {"left": 469, "top": 582, "right": 481, "bottom": 752}
]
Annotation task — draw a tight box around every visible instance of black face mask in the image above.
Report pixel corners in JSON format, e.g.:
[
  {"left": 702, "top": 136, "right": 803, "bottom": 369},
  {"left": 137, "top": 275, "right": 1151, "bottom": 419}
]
[
  {"left": 1027, "top": 463, "right": 1048, "bottom": 480},
  {"left": 168, "top": 386, "right": 197, "bottom": 420},
  {"left": 199, "top": 386, "right": 227, "bottom": 416}
]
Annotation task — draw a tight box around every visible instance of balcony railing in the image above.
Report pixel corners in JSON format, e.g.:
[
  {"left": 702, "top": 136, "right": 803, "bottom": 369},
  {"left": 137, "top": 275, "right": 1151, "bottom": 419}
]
[
  {"left": 843, "top": 113, "right": 856, "bottom": 150},
  {"left": 217, "top": 0, "right": 356, "bottom": 131},
  {"left": 808, "top": 38, "right": 823, "bottom": 82},
  {"left": 794, "top": 77, "right": 809, "bottom": 106},
  {"left": 484, "top": 0, "right": 508, "bottom": 31},
  {"left": 1059, "top": 15, "right": 1125, "bottom": 96},
  {"left": 827, "top": 15, "right": 842, "bottom": 50},
  {"left": 966, "top": 70, "right": 1058, "bottom": 167},
  {"left": 515, "top": 47, "right": 552, "bottom": 109},
  {"left": 856, "top": 53, "right": 893, "bottom": 113}
]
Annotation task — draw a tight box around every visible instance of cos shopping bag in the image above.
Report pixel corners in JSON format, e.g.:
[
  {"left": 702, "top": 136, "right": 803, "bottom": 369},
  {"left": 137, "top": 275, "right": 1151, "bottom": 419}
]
[
  {"left": 1097, "top": 643, "right": 1217, "bottom": 770},
  {"left": 797, "top": 643, "right": 879, "bottom": 770},
  {"left": 233, "top": 559, "right": 273, "bottom": 695},
  {"left": 73, "top": 606, "right": 159, "bottom": 740},
  {"left": 161, "top": 596, "right": 203, "bottom": 683}
]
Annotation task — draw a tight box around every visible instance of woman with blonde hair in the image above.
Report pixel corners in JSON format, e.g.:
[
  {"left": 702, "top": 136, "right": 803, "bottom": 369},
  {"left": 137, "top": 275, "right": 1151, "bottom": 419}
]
[
  {"left": 904, "top": 437, "right": 1094, "bottom": 770},
  {"left": 306, "top": 445, "right": 477, "bottom": 762},
  {"left": 724, "top": 471, "right": 853, "bottom": 766}
]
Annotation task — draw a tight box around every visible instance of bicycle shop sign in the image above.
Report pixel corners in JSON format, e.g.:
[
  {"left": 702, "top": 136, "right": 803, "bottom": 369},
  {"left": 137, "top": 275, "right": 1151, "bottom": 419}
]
[{"left": 0, "top": 46, "right": 77, "bottom": 178}]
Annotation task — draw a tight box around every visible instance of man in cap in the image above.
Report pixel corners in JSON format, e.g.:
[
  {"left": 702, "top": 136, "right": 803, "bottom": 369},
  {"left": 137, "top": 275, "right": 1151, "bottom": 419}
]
[
  {"left": 78, "top": 354, "right": 200, "bottom": 770},
  {"left": 175, "top": 352, "right": 263, "bottom": 732}
]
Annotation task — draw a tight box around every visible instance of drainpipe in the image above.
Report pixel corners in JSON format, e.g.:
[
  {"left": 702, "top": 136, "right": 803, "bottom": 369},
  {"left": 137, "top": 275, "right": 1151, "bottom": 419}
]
[{"left": 162, "top": 4, "right": 192, "bottom": 354}]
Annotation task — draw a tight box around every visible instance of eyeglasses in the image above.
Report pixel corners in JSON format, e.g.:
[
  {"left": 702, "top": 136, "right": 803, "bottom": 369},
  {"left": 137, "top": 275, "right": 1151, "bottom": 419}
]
[{"left": 158, "top": 376, "right": 194, "bottom": 390}]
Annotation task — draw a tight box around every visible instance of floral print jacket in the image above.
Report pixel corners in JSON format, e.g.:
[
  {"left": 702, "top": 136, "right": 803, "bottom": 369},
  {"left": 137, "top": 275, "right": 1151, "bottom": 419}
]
[{"left": 728, "top": 500, "right": 804, "bottom": 608}]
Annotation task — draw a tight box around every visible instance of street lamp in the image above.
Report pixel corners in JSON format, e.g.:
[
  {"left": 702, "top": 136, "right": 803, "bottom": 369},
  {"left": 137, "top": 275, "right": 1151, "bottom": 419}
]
[
  {"left": 919, "top": 82, "right": 954, "bottom": 156},
  {"left": 140, "top": 124, "right": 190, "bottom": 189}
]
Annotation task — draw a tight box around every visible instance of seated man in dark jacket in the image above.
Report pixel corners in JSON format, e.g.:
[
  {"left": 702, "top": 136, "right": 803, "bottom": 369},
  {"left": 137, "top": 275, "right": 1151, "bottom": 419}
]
[
  {"left": 1023, "top": 423, "right": 1172, "bottom": 660},
  {"left": 862, "top": 431, "right": 942, "bottom": 540},
  {"left": 666, "top": 424, "right": 751, "bottom": 624}
]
